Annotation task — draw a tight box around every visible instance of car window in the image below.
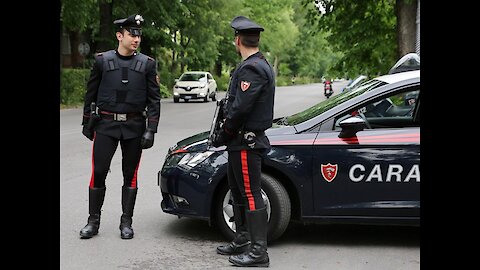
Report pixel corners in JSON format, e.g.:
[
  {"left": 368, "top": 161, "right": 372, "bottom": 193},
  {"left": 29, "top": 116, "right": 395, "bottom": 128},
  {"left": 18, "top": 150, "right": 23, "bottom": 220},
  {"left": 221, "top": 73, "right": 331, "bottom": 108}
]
[
  {"left": 179, "top": 73, "right": 206, "bottom": 82},
  {"left": 334, "top": 88, "right": 420, "bottom": 130},
  {"left": 207, "top": 73, "right": 213, "bottom": 80},
  {"left": 276, "top": 80, "right": 386, "bottom": 126}
]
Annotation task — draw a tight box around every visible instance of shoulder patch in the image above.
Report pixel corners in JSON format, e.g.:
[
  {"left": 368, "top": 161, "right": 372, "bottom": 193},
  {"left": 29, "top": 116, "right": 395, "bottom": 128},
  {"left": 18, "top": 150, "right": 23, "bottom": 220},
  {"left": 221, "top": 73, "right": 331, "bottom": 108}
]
[{"left": 240, "top": 81, "right": 251, "bottom": 91}]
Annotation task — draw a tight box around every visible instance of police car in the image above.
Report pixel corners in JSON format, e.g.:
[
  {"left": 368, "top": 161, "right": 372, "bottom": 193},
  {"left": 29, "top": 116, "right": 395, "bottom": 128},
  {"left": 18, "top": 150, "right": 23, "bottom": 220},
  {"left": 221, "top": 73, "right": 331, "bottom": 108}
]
[{"left": 159, "top": 69, "right": 420, "bottom": 242}]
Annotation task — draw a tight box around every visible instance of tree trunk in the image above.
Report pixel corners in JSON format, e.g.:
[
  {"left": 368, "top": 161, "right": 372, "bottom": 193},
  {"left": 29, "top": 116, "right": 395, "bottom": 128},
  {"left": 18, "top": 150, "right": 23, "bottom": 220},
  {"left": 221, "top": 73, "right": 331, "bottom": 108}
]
[
  {"left": 215, "top": 60, "right": 222, "bottom": 77},
  {"left": 395, "top": 0, "right": 417, "bottom": 58},
  {"left": 141, "top": 37, "right": 153, "bottom": 57},
  {"left": 273, "top": 55, "right": 279, "bottom": 78},
  {"left": 180, "top": 50, "right": 185, "bottom": 73},
  {"left": 97, "top": 0, "right": 113, "bottom": 52},
  {"left": 171, "top": 30, "right": 177, "bottom": 73},
  {"left": 69, "top": 30, "right": 82, "bottom": 68}
]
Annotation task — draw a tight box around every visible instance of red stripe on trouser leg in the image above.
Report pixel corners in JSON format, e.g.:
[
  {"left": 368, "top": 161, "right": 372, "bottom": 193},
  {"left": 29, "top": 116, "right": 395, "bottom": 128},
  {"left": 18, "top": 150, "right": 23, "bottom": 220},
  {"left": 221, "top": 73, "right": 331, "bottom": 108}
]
[
  {"left": 241, "top": 150, "right": 255, "bottom": 210},
  {"left": 89, "top": 132, "right": 96, "bottom": 188},
  {"left": 130, "top": 154, "right": 142, "bottom": 188}
]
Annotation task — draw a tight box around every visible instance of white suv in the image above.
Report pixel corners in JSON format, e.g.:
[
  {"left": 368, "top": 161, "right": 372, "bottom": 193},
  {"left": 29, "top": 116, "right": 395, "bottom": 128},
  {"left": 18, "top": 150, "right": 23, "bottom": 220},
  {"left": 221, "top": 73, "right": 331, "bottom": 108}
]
[{"left": 173, "top": 71, "right": 217, "bottom": 103}]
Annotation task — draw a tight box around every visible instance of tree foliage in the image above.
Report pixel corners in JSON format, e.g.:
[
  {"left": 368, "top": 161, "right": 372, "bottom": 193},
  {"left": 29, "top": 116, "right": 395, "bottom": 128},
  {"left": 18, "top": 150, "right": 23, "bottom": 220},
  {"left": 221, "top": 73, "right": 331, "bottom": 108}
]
[
  {"left": 61, "top": 0, "right": 411, "bottom": 88},
  {"left": 302, "top": 0, "right": 399, "bottom": 77}
]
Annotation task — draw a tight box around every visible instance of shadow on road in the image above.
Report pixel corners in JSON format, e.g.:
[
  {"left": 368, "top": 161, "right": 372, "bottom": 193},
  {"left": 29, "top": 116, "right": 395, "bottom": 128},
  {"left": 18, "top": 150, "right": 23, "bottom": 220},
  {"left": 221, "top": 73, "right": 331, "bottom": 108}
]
[
  {"left": 163, "top": 218, "right": 225, "bottom": 242},
  {"left": 272, "top": 222, "right": 420, "bottom": 247},
  {"left": 162, "top": 217, "right": 419, "bottom": 247}
]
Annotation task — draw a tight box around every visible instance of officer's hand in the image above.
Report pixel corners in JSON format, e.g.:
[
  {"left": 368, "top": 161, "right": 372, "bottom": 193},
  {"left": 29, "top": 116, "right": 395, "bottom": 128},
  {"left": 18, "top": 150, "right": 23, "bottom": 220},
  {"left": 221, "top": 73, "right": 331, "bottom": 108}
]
[
  {"left": 211, "top": 128, "right": 231, "bottom": 147},
  {"left": 141, "top": 128, "right": 155, "bottom": 149},
  {"left": 82, "top": 125, "right": 94, "bottom": 141}
]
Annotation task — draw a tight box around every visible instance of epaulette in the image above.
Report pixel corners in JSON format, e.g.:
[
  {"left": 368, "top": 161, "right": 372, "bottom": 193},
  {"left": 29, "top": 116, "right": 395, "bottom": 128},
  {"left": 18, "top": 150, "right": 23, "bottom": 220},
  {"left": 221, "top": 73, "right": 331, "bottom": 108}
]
[
  {"left": 95, "top": 52, "right": 104, "bottom": 56},
  {"left": 147, "top": 56, "right": 154, "bottom": 61}
]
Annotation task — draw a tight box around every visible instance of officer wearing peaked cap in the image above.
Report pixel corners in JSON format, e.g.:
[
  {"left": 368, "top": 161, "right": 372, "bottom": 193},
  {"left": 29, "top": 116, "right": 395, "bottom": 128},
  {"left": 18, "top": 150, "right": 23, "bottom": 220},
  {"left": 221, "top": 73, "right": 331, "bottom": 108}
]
[
  {"left": 230, "top": 15, "right": 264, "bottom": 34},
  {"left": 113, "top": 14, "right": 144, "bottom": 36},
  {"left": 212, "top": 15, "right": 274, "bottom": 268},
  {"left": 79, "top": 14, "right": 161, "bottom": 240}
]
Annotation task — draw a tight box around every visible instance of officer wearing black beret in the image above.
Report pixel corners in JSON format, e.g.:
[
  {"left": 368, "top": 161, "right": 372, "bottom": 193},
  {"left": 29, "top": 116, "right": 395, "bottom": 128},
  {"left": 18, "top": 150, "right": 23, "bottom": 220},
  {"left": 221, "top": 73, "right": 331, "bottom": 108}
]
[
  {"left": 79, "top": 14, "right": 161, "bottom": 240},
  {"left": 213, "top": 15, "right": 274, "bottom": 267}
]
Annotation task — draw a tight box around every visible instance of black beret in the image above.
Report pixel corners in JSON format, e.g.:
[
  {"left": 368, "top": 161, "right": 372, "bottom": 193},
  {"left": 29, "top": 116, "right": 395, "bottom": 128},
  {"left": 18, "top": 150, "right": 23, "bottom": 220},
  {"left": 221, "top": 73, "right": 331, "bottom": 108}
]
[{"left": 230, "top": 16, "right": 264, "bottom": 34}]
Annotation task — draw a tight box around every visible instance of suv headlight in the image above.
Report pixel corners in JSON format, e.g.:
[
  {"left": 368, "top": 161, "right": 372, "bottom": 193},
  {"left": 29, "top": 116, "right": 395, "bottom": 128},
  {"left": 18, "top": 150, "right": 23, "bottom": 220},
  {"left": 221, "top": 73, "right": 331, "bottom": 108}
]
[{"left": 178, "top": 151, "right": 214, "bottom": 168}]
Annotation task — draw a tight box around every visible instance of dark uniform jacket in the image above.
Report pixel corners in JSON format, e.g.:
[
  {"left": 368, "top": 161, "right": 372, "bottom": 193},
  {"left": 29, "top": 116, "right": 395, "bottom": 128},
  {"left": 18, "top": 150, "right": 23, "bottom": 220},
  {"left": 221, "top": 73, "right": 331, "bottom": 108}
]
[
  {"left": 224, "top": 51, "right": 275, "bottom": 151},
  {"left": 82, "top": 50, "right": 161, "bottom": 140}
]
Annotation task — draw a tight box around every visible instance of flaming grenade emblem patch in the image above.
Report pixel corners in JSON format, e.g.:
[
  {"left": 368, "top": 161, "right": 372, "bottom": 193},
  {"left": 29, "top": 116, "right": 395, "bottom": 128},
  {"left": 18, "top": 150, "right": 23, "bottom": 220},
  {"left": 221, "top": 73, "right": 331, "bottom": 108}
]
[{"left": 321, "top": 163, "right": 338, "bottom": 182}]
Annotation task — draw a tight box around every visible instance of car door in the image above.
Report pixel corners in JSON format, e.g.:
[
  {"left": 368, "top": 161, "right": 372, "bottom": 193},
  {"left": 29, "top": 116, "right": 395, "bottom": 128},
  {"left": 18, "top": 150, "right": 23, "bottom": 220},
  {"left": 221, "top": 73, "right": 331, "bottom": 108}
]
[
  {"left": 311, "top": 86, "right": 420, "bottom": 220},
  {"left": 207, "top": 73, "right": 216, "bottom": 93}
]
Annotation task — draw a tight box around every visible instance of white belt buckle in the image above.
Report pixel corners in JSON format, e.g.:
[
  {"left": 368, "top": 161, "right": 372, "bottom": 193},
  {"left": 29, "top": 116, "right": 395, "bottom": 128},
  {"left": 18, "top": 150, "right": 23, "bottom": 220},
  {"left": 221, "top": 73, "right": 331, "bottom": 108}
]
[{"left": 115, "top": 114, "right": 127, "bottom": 121}]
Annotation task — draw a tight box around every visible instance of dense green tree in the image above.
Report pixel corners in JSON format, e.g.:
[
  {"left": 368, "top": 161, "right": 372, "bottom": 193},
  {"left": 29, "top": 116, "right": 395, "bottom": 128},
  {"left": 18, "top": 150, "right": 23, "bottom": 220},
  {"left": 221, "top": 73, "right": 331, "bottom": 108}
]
[
  {"left": 302, "top": 0, "right": 418, "bottom": 77},
  {"left": 243, "top": 0, "right": 299, "bottom": 77},
  {"left": 61, "top": 0, "right": 412, "bottom": 89}
]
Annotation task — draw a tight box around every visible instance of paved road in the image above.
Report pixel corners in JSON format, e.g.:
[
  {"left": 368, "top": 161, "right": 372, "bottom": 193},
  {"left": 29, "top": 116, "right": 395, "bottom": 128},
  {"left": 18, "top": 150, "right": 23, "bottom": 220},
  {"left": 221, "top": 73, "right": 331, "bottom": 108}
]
[{"left": 60, "top": 81, "right": 419, "bottom": 270}]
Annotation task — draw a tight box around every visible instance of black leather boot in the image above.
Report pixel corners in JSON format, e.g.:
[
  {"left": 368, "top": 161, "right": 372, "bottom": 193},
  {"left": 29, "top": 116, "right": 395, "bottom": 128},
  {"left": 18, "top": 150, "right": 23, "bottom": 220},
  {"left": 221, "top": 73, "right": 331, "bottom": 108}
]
[
  {"left": 80, "top": 187, "right": 106, "bottom": 239},
  {"left": 217, "top": 204, "right": 250, "bottom": 255},
  {"left": 229, "top": 207, "right": 269, "bottom": 267},
  {"left": 119, "top": 186, "right": 137, "bottom": 239}
]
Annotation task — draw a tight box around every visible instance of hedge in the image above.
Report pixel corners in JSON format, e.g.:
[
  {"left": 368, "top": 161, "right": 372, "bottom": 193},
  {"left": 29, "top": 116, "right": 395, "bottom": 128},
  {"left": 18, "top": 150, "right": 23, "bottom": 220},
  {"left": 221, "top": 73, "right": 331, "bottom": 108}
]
[{"left": 60, "top": 68, "right": 172, "bottom": 107}]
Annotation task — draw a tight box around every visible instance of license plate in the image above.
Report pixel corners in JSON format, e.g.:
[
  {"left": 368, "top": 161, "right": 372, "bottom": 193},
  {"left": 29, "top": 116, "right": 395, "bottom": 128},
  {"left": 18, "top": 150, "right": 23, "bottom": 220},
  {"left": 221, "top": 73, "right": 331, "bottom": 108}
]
[{"left": 184, "top": 96, "right": 191, "bottom": 99}]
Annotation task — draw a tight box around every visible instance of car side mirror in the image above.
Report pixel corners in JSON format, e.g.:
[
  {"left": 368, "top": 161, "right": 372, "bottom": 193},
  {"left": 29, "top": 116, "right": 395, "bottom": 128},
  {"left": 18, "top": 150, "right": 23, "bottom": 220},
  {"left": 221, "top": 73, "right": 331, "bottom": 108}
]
[{"left": 338, "top": 116, "right": 366, "bottom": 138}]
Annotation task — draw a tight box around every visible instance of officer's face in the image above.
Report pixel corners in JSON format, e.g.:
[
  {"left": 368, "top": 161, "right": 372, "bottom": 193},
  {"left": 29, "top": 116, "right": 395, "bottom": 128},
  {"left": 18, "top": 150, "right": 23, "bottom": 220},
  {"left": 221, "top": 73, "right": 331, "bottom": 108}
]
[{"left": 117, "top": 30, "right": 141, "bottom": 52}]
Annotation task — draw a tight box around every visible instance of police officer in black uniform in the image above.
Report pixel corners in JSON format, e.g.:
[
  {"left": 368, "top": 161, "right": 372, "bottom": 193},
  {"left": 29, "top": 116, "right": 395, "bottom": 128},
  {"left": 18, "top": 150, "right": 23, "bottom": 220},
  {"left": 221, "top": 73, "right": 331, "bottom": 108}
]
[
  {"left": 79, "top": 14, "right": 161, "bottom": 240},
  {"left": 212, "top": 16, "right": 274, "bottom": 267}
]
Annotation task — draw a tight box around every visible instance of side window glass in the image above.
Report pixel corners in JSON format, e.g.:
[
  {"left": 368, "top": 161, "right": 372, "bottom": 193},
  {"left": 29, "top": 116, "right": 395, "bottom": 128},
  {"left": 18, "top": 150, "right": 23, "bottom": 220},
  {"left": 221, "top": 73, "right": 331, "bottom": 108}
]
[{"left": 334, "top": 88, "right": 420, "bottom": 130}]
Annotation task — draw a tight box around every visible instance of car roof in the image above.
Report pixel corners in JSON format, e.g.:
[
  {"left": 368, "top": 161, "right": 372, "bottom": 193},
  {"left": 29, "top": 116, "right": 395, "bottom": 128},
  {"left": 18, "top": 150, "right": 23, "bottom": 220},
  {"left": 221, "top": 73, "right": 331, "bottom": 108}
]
[
  {"left": 374, "top": 70, "right": 419, "bottom": 84},
  {"left": 183, "top": 71, "right": 208, "bottom": 74}
]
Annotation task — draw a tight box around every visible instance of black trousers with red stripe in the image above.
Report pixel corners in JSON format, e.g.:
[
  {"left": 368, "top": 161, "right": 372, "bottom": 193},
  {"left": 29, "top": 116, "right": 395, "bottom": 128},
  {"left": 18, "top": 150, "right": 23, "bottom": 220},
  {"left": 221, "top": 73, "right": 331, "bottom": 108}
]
[
  {"left": 89, "top": 132, "right": 142, "bottom": 188},
  {"left": 227, "top": 149, "right": 265, "bottom": 211}
]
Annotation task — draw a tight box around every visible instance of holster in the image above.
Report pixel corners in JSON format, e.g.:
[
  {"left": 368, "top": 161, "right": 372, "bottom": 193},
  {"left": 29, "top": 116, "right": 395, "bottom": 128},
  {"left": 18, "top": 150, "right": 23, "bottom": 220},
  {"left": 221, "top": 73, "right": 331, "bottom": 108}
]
[{"left": 87, "top": 103, "right": 101, "bottom": 131}]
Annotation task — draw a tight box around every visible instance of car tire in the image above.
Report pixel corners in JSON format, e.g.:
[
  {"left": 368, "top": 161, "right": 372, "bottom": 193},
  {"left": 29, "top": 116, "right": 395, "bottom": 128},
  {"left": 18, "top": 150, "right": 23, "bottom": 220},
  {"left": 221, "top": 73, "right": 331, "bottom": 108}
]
[
  {"left": 204, "top": 92, "right": 209, "bottom": 102},
  {"left": 214, "top": 173, "right": 291, "bottom": 242},
  {"left": 174, "top": 97, "right": 179, "bottom": 103},
  {"left": 211, "top": 90, "right": 217, "bottom": 101}
]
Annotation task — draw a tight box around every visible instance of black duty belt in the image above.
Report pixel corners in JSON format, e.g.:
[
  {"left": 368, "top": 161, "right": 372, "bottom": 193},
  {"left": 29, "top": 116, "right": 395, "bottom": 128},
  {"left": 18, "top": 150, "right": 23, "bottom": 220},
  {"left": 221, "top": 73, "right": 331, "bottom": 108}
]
[
  {"left": 237, "top": 130, "right": 265, "bottom": 136},
  {"left": 99, "top": 111, "right": 143, "bottom": 121}
]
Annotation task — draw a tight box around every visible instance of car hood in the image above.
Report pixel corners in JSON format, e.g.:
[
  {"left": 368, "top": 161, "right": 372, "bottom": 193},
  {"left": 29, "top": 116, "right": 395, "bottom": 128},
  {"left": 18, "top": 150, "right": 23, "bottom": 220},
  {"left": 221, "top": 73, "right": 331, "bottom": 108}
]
[
  {"left": 168, "top": 131, "right": 210, "bottom": 154},
  {"left": 169, "top": 125, "right": 297, "bottom": 155},
  {"left": 175, "top": 81, "right": 206, "bottom": 87}
]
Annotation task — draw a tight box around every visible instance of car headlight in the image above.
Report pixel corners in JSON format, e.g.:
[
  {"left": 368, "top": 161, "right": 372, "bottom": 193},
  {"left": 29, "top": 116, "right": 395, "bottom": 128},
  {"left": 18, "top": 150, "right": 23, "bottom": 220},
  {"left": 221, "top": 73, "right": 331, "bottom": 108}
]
[{"left": 178, "top": 151, "right": 214, "bottom": 168}]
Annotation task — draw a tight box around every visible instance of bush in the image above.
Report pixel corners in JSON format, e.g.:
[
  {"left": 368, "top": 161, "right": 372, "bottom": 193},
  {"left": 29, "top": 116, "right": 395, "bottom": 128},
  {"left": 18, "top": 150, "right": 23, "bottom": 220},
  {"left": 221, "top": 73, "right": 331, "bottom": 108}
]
[
  {"left": 60, "top": 68, "right": 89, "bottom": 106},
  {"left": 215, "top": 73, "right": 231, "bottom": 92},
  {"left": 60, "top": 68, "right": 172, "bottom": 107}
]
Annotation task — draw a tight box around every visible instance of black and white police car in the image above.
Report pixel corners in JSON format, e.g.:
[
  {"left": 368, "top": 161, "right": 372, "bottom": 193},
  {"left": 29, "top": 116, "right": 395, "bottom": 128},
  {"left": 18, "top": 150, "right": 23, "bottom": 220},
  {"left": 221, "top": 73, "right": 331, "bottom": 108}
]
[{"left": 158, "top": 69, "right": 420, "bottom": 241}]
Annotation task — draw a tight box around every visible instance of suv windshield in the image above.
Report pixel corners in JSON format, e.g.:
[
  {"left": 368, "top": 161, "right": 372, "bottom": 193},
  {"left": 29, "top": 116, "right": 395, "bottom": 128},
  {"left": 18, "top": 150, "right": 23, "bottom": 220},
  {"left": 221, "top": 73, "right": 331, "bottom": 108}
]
[
  {"left": 179, "top": 73, "right": 206, "bottom": 82},
  {"left": 276, "top": 80, "right": 386, "bottom": 126}
]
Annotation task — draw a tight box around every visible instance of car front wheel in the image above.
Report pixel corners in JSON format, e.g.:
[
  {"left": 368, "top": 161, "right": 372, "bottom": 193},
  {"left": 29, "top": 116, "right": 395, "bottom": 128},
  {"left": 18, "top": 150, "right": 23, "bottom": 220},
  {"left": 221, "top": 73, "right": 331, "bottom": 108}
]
[
  {"left": 214, "top": 173, "right": 291, "bottom": 242},
  {"left": 211, "top": 90, "right": 217, "bottom": 101}
]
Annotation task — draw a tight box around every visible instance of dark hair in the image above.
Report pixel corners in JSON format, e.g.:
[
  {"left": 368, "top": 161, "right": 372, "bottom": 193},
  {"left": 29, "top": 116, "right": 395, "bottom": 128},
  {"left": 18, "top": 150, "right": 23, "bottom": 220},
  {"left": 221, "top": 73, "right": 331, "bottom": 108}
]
[{"left": 238, "top": 33, "right": 260, "bottom": 48}]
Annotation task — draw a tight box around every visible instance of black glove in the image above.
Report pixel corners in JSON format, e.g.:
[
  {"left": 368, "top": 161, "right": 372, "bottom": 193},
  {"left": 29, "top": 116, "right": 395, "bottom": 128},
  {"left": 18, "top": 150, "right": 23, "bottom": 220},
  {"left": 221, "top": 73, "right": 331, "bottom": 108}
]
[
  {"left": 211, "top": 128, "right": 233, "bottom": 147},
  {"left": 141, "top": 128, "right": 155, "bottom": 149},
  {"left": 82, "top": 125, "right": 94, "bottom": 141}
]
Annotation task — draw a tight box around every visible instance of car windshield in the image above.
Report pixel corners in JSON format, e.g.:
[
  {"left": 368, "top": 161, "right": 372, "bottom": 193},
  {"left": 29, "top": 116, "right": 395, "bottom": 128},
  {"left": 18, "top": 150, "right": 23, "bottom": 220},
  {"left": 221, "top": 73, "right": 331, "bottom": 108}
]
[
  {"left": 179, "top": 73, "right": 206, "bottom": 82},
  {"left": 276, "top": 80, "right": 387, "bottom": 126}
]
